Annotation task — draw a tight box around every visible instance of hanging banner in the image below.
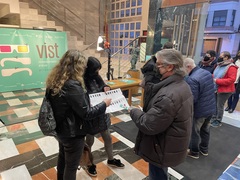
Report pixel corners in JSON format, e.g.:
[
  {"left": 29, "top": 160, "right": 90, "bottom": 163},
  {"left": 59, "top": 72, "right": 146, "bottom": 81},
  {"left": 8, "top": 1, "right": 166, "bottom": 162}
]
[{"left": 0, "top": 28, "right": 67, "bottom": 92}]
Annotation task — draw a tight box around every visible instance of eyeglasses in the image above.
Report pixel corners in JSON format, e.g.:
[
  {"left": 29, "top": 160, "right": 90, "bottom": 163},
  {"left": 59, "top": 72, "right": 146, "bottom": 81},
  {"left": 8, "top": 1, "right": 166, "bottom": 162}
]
[{"left": 0, "top": 45, "right": 29, "bottom": 53}]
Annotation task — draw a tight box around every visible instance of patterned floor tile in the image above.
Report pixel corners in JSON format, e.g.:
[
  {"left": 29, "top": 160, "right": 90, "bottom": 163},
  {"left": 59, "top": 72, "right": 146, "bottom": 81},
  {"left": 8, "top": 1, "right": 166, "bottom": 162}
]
[
  {"left": 14, "top": 107, "right": 32, "bottom": 117},
  {"left": 32, "top": 98, "right": 43, "bottom": 105},
  {"left": 0, "top": 139, "right": 19, "bottom": 161},
  {"left": 111, "top": 132, "right": 134, "bottom": 148},
  {"left": 24, "top": 91, "right": 40, "bottom": 97},
  {"left": 23, "top": 119, "right": 41, "bottom": 133},
  {"left": 103, "top": 155, "right": 146, "bottom": 180},
  {"left": 16, "top": 140, "right": 40, "bottom": 154},
  {"left": 35, "top": 136, "right": 58, "bottom": 157},
  {"left": 0, "top": 165, "right": 32, "bottom": 180},
  {"left": 6, "top": 98, "right": 23, "bottom": 106},
  {"left": 1, "top": 92, "right": 16, "bottom": 98}
]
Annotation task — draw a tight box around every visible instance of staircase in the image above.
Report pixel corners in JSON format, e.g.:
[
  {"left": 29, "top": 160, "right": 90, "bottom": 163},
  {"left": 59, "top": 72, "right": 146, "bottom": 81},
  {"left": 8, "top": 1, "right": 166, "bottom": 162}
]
[{"left": 0, "top": 0, "right": 133, "bottom": 80}]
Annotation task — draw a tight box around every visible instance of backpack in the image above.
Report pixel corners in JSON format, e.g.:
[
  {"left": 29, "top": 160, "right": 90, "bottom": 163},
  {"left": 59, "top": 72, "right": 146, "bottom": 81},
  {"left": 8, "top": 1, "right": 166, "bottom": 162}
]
[{"left": 38, "top": 89, "right": 57, "bottom": 136}]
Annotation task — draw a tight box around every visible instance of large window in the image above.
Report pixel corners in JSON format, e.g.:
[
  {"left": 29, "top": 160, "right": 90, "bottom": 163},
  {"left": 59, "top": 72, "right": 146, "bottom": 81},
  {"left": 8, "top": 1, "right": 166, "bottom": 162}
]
[{"left": 213, "top": 10, "right": 227, "bottom": 27}]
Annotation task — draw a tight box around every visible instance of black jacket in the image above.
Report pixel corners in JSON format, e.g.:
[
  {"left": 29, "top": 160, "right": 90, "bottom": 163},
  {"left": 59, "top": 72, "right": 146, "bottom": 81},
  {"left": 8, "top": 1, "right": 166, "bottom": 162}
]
[
  {"left": 130, "top": 74, "right": 193, "bottom": 167},
  {"left": 49, "top": 79, "right": 107, "bottom": 137}
]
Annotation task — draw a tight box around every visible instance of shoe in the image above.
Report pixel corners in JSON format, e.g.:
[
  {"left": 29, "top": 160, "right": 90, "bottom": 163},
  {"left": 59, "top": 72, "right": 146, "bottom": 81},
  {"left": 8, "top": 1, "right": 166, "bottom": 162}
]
[
  {"left": 211, "top": 120, "right": 222, "bottom": 127},
  {"left": 86, "top": 164, "right": 97, "bottom": 177},
  {"left": 187, "top": 150, "right": 199, "bottom": 159},
  {"left": 228, "top": 109, "right": 234, "bottom": 113},
  {"left": 107, "top": 158, "right": 125, "bottom": 168},
  {"left": 200, "top": 150, "right": 208, "bottom": 156},
  {"left": 225, "top": 107, "right": 229, "bottom": 111}
]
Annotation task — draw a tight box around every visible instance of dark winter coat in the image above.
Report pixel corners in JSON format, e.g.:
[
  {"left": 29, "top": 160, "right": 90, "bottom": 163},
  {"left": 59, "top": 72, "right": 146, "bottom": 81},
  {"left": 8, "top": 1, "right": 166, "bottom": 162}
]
[
  {"left": 185, "top": 67, "right": 216, "bottom": 119},
  {"left": 130, "top": 74, "right": 193, "bottom": 167},
  {"left": 49, "top": 79, "right": 107, "bottom": 137},
  {"left": 84, "top": 57, "right": 111, "bottom": 131}
]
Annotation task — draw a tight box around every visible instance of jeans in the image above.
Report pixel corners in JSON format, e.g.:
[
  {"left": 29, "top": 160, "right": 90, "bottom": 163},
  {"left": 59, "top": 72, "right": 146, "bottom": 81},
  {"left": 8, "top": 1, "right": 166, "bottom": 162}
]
[
  {"left": 149, "top": 163, "right": 168, "bottom": 180},
  {"left": 189, "top": 116, "right": 211, "bottom": 153},
  {"left": 212, "top": 93, "right": 232, "bottom": 122},
  {"left": 85, "top": 129, "right": 113, "bottom": 160},
  {"left": 57, "top": 136, "right": 85, "bottom": 180},
  {"left": 227, "top": 85, "right": 240, "bottom": 111}
]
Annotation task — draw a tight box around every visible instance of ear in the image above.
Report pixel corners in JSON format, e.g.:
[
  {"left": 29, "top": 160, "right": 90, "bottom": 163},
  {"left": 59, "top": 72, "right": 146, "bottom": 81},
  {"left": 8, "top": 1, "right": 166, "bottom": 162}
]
[{"left": 166, "top": 64, "right": 175, "bottom": 71}]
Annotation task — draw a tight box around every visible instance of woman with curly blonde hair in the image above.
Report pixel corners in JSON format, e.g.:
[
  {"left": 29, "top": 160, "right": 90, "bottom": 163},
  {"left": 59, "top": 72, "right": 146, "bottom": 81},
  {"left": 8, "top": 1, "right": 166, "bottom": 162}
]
[{"left": 46, "top": 49, "right": 111, "bottom": 180}]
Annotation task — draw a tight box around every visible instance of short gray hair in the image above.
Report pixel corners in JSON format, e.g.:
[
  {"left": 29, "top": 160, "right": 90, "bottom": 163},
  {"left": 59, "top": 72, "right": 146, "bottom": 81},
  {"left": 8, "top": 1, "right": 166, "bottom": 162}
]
[
  {"left": 156, "top": 49, "right": 186, "bottom": 77},
  {"left": 183, "top": 58, "right": 196, "bottom": 68}
]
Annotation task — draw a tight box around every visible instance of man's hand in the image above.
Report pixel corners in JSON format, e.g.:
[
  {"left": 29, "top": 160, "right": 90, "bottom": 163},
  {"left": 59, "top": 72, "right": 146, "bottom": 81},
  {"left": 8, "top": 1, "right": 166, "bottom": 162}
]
[{"left": 103, "top": 98, "right": 112, "bottom": 107}]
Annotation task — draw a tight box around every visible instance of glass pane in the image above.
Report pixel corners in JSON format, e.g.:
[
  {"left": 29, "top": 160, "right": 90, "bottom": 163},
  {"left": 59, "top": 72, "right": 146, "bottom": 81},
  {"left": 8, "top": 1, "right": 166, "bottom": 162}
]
[
  {"left": 111, "top": 24, "right": 114, "bottom": 31},
  {"left": 124, "top": 40, "right": 129, "bottom": 46},
  {"left": 137, "top": 7, "right": 142, "bottom": 15},
  {"left": 111, "top": 12, "right": 114, "bottom": 19},
  {"left": 121, "top": 2, "right": 125, "bottom": 9},
  {"left": 125, "top": 23, "right": 129, "bottom": 30},
  {"left": 125, "top": 32, "right": 129, "bottom": 38},
  {"left": 120, "top": 32, "right": 123, "bottom": 38},
  {"left": 120, "top": 24, "right": 124, "bottom": 30},
  {"left": 111, "top": 4, "right": 115, "bottom": 10},
  {"left": 137, "top": 0, "right": 142, "bottom": 6},
  {"left": 126, "top": 9, "right": 130, "bottom": 16},
  {"left": 136, "top": 22, "right": 141, "bottom": 29},
  {"left": 115, "top": 24, "right": 119, "bottom": 30},
  {"left": 115, "top": 32, "right": 119, "bottom": 38},
  {"left": 116, "top": 11, "right": 119, "bottom": 18},
  {"left": 130, "top": 31, "right": 134, "bottom": 38},
  {"left": 121, "top": 10, "right": 124, "bottom": 17},
  {"left": 126, "top": 0, "right": 130, "bottom": 8},
  {"left": 130, "top": 23, "right": 135, "bottom": 30},
  {"left": 124, "top": 48, "right": 129, "bottom": 54},
  {"left": 116, "top": 3, "right": 119, "bottom": 10},
  {"left": 136, "top": 31, "right": 140, "bottom": 37},
  {"left": 115, "top": 40, "right": 119, "bottom": 46},
  {"left": 131, "top": 8, "right": 136, "bottom": 16},
  {"left": 132, "top": 0, "right": 136, "bottom": 7},
  {"left": 110, "top": 32, "right": 114, "bottom": 38}
]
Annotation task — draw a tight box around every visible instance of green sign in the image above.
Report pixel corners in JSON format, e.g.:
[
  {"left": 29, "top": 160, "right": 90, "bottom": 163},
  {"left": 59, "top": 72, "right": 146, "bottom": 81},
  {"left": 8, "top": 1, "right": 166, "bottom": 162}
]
[{"left": 0, "top": 28, "right": 67, "bottom": 92}]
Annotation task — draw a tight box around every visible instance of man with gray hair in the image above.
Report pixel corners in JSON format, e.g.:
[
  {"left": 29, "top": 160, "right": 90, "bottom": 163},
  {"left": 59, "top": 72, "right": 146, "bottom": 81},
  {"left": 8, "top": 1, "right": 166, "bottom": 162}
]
[
  {"left": 183, "top": 58, "right": 216, "bottom": 159},
  {"left": 129, "top": 49, "right": 193, "bottom": 180}
]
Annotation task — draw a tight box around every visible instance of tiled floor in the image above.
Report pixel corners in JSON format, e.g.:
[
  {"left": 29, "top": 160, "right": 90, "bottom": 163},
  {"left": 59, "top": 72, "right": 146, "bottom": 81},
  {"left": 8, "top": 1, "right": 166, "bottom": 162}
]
[{"left": 0, "top": 88, "right": 240, "bottom": 180}]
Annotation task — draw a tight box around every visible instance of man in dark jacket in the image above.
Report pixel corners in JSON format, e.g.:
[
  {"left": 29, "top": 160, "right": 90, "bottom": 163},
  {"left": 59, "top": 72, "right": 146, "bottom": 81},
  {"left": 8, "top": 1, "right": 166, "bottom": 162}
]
[
  {"left": 198, "top": 50, "right": 217, "bottom": 74},
  {"left": 184, "top": 58, "right": 216, "bottom": 159},
  {"left": 130, "top": 49, "right": 193, "bottom": 180}
]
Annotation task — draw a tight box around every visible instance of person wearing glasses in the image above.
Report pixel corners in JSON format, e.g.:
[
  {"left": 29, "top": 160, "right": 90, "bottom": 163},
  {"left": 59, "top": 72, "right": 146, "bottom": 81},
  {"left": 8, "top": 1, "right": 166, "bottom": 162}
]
[{"left": 129, "top": 49, "right": 193, "bottom": 180}]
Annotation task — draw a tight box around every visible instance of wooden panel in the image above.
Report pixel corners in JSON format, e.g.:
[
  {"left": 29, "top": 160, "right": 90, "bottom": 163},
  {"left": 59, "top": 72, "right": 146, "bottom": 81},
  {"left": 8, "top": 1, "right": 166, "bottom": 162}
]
[{"left": 162, "top": 0, "right": 208, "bottom": 8}]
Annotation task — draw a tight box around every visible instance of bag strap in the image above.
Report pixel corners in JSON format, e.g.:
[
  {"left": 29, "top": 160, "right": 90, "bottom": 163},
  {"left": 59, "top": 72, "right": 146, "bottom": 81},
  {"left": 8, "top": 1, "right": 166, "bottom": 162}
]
[{"left": 45, "top": 88, "right": 50, "bottom": 99}]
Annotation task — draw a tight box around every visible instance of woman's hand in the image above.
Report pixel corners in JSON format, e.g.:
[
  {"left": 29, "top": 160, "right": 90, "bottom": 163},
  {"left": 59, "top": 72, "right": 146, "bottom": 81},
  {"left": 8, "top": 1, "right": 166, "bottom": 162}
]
[
  {"left": 103, "top": 98, "right": 112, "bottom": 107},
  {"left": 104, "top": 86, "right": 111, "bottom": 93}
]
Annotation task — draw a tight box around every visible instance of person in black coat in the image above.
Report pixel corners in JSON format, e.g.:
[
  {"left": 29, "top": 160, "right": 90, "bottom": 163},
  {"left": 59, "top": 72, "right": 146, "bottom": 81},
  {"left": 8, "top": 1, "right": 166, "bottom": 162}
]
[
  {"left": 46, "top": 50, "right": 111, "bottom": 180},
  {"left": 84, "top": 57, "right": 124, "bottom": 177}
]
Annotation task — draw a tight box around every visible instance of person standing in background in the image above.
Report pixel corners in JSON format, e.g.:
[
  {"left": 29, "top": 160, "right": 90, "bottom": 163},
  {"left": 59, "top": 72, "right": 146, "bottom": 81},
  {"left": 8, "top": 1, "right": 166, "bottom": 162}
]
[
  {"left": 225, "top": 51, "right": 240, "bottom": 113},
  {"left": 211, "top": 51, "right": 237, "bottom": 127},
  {"left": 46, "top": 50, "right": 111, "bottom": 180},
  {"left": 198, "top": 50, "right": 217, "bottom": 74},
  {"left": 183, "top": 58, "right": 216, "bottom": 159},
  {"left": 84, "top": 57, "right": 124, "bottom": 177},
  {"left": 129, "top": 49, "right": 193, "bottom": 180}
]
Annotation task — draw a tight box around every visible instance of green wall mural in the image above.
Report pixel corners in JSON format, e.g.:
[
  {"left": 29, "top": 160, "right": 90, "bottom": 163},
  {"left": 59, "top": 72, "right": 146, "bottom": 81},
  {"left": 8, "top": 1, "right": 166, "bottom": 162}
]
[{"left": 0, "top": 28, "right": 67, "bottom": 92}]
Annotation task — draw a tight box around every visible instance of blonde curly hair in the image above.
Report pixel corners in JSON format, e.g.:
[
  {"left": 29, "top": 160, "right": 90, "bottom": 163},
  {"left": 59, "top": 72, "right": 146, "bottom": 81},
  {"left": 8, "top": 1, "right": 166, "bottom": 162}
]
[{"left": 46, "top": 49, "right": 87, "bottom": 95}]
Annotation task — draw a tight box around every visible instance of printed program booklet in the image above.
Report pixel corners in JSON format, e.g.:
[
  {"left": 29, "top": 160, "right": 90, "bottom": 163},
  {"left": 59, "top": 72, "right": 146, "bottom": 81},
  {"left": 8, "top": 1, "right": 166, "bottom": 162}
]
[{"left": 89, "top": 88, "right": 129, "bottom": 113}]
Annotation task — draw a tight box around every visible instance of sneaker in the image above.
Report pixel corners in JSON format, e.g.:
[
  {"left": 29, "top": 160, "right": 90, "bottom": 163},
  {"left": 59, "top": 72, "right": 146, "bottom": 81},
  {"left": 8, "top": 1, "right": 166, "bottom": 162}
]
[
  {"left": 225, "top": 107, "right": 229, "bottom": 111},
  {"left": 86, "top": 164, "right": 97, "bottom": 177},
  {"left": 187, "top": 150, "right": 199, "bottom": 159},
  {"left": 200, "top": 150, "right": 208, "bottom": 156},
  {"left": 211, "top": 120, "right": 222, "bottom": 127},
  {"left": 228, "top": 109, "right": 234, "bottom": 113},
  {"left": 107, "top": 158, "right": 125, "bottom": 168}
]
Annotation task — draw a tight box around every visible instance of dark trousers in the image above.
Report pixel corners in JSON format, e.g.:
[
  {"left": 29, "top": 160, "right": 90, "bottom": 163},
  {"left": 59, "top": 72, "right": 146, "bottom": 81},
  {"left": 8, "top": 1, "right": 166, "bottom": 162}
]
[
  {"left": 149, "top": 163, "right": 168, "bottom": 180},
  {"left": 227, "top": 85, "right": 240, "bottom": 111},
  {"left": 189, "top": 116, "right": 211, "bottom": 153},
  {"left": 57, "top": 136, "right": 85, "bottom": 180},
  {"left": 212, "top": 93, "right": 232, "bottom": 122}
]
